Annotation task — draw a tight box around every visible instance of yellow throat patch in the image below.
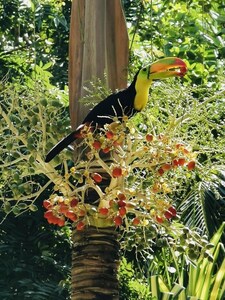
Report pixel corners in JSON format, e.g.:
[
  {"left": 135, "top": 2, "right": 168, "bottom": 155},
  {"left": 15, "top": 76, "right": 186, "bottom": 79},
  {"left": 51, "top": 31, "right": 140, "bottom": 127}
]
[{"left": 134, "top": 75, "right": 152, "bottom": 111}]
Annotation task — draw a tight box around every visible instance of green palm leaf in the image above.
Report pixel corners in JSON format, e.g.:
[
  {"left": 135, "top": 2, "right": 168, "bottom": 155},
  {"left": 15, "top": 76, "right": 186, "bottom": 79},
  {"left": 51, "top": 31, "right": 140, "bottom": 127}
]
[{"left": 179, "top": 170, "right": 225, "bottom": 244}]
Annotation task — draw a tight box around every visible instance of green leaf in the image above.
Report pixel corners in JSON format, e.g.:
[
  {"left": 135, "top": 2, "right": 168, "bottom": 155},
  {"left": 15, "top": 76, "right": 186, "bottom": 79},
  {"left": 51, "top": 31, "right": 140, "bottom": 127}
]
[
  {"left": 42, "top": 62, "right": 52, "bottom": 70},
  {"left": 210, "top": 258, "right": 225, "bottom": 300},
  {"left": 151, "top": 275, "right": 161, "bottom": 299}
]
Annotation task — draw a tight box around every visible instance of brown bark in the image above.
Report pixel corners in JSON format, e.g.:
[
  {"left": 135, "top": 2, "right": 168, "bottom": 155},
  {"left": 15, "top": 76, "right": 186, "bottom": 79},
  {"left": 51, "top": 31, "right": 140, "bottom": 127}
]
[
  {"left": 69, "top": 0, "right": 129, "bottom": 128},
  {"left": 71, "top": 227, "right": 120, "bottom": 300}
]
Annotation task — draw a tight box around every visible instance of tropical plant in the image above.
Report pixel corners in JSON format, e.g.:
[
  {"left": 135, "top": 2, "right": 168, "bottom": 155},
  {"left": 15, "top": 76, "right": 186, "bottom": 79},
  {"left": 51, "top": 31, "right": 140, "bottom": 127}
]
[
  {"left": 0, "top": 68, "right": 71, "bottom": 299},
  {"left": 0, "top": 0, "right": 70, "bottom": 87},
  {"left": 0, "top": 66, "right": 70, "bottom": 218},
  {"left": 0, "top": 201, "right": 71, "bottom": 300},
  {"left": 124, "top": 223, "right": 225, "bottom": 300},
  {"left": 144, "top": 80, "right": 225, "bottom": 239},
  {"left": 119, "top": 257, "right": 151, "bottom": 300},
  {"left": 123, "top": 0, "right": 225, "bottom": 87}
]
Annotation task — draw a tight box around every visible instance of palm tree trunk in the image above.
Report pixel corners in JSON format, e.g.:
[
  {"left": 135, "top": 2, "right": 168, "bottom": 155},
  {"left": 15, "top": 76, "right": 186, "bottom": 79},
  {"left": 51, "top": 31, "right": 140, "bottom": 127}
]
[
  {"left": 69, "top": 1, "right": 128, "bottom": 298},
  {"left": 69, "top": 0, "right": 128, "bottom": 128},
  {"left": 71, "top": 226, "right": 120, "bottom": 300}
]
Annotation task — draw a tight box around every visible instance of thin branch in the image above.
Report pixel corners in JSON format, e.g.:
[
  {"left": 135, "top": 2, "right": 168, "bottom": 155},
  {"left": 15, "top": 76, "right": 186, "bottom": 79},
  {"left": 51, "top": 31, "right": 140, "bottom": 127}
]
[{"left": 173, "top": 89, "right": 225, "bottom": 128}]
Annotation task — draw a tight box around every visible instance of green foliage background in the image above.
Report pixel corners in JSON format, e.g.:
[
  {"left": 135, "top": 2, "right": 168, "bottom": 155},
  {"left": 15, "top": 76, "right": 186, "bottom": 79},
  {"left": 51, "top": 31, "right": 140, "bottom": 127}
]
[{"left": 0, "top": 0, "right": 70, "bottom": 87}]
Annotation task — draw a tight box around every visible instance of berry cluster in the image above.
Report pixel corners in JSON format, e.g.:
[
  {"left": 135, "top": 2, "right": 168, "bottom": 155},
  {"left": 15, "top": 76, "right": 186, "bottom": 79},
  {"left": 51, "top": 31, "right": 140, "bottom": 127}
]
[
  {"left": 43, "top": 120, "right": 197, "bottom": 232},
  {"left": 43, "top": 196, "right": 85, "bottom": 230}
]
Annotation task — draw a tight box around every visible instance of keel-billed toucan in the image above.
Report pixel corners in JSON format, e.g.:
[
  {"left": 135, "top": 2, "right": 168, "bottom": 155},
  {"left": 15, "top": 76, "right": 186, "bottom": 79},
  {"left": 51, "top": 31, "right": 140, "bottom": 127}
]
[{"left": 45, "top": 57, "right": 187, "bottom": 162}]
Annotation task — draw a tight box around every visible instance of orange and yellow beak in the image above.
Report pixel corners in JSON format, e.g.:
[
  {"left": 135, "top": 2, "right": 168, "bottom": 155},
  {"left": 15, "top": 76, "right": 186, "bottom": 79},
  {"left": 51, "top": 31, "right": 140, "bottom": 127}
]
[{"left": 148, "top": 57, "right": 187, "bottom": 79}]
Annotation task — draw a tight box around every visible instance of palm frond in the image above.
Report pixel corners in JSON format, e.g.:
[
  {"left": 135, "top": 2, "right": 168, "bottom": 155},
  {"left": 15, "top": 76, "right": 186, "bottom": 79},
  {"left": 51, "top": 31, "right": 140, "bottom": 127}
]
[{"left": 179, "top": 170, "right": 225, "bottom": 244}]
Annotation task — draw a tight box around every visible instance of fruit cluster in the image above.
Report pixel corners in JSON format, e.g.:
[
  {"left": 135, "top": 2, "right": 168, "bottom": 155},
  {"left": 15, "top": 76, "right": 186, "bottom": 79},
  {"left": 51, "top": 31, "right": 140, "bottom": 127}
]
[
  {"left": 43, "top": 196, "right": 85, "bottom": 230},
  {"left": 43, "top": 189, "right": 178, "bottom": 230},
  {"left": 43, "top": 121, "right": 197, "bottom": 231},
  {"left": 75, "top": 121, "right": 126, "bottom": 156}
]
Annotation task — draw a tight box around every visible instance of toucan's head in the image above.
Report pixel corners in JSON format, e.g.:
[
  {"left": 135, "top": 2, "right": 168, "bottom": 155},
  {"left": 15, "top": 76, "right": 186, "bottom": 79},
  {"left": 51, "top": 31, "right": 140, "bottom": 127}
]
[
  {"left": 137, "top": 57, "right": 187, "bottom": 83},
  {"left": 133, "top": 57, "right": 187, "bottom": 111}
]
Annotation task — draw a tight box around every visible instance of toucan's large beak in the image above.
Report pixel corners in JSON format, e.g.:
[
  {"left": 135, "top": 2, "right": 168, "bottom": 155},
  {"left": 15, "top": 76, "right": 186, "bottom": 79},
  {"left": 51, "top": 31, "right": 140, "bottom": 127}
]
[{"left": 149, "top": 57, "right": 187, "bottom": 79}]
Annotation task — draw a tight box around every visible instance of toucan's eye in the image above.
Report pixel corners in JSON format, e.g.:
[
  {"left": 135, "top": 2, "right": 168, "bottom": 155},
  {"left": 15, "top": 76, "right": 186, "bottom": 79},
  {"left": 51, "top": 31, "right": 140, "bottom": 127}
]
[{"left": 142, "top": 68, "right": 147, "bottom": 72}]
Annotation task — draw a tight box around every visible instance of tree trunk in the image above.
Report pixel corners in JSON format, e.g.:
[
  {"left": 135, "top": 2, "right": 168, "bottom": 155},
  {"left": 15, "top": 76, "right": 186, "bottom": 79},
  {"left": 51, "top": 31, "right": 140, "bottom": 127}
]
[
  {"left": 68, "top": 1, "right": 128, "bottom": 299},
  {"left": 69, "top": 0, "right": 129, "bottom": 128},
  {"left": 71, "top": 227, "right": 120, "bottom": 300}
]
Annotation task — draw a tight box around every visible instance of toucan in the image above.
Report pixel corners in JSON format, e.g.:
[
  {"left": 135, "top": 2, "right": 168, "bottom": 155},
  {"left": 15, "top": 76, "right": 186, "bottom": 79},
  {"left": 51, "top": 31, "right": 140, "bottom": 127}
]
[{"left": 45, "top": 57, "right": 187, "bottom": 162}]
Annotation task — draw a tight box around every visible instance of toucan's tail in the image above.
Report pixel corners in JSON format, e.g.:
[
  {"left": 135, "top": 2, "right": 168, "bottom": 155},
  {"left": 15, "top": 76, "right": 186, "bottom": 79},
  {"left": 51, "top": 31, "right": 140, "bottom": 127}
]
[{"left": 45, "top": 131, "right": 78, "bottom": 162}]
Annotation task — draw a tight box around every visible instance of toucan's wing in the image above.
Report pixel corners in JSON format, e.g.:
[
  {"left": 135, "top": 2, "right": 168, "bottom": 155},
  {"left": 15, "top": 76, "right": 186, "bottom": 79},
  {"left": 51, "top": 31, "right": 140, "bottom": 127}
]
[{"left": 45, "top": 123, "right": 88, "bottom": 162}]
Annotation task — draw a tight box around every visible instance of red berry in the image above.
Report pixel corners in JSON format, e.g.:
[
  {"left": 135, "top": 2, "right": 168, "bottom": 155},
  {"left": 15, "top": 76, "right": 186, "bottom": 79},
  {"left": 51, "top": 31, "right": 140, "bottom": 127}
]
[
  {"left": 102, "top": 147, "right": 111, "bottom": 153},
  {"left": 57, "top": 218, "right": 65, "bottom": 227},
  {"left": 43, "top": 200, "right": 52, "bottom": 210},
  {"left": 172, "top": 159, "right": 179, "bottom": 167},
  {"left": 187, "top": 161, "right": 196, "bottom": 170},
  {"left": 178, "top": 158, "right": 186, "bottom": 166},
  {"left": 158, "top": 168, "right": 164, "bottom": 176},
  {"left": 92, "top": 172, "right": 103, "bottom": 183},
  {"left": 168, "top": 206, "right": 177, "bottom": 217},
  {"left": 183, "top": 148, "right": 189, "bottom": 154},
  {"left": 70, "top": 198, "right": 79, "bottom": 207},
  {"left": 51, "top": 216, "right": 61, "bottom": 225},
  {"left": 44, "top": 210, "right": 54, "bottom": 220},
  {"left": 92, "top": 140, "right": 101, "bottom": 150},
  {"left": 146, "top": 134, "right": 153, "bottom": 142},
  {"left": 132, "top": 217, "right": 140, "bottom": 226},
  {"left": 78, "top": 209, "right": 86, "bottom": 217},
  {"left": 99, "top": 207, "right": 109, "bottom": 215},
  {"left": 112, "top": 167, "right": 123, "bottom": 178},
  {"left": 76, "top": 221, "right": 85, "bottom": 231},
  {"left": 156, "top": 215, "right": 164, "bottom": 223},
  {"left": 119, "top": 206, "right": 127, "bottom": 217},
  {"left": 59, "top": 203, "right": 69, "bottom": 214},
  {"left": 162, "top": 163, "right": 172, "bottom": 171},
  {"left": 106, "top": 131, "right": 114, "bottom": 139},
  {"left": 65, "top": 211, "right": 77, "bottom": 222},
  {"left": 114, "top": 215, "right": 123, "bottom": 226},
  {"left": 45, "top": 212, "right": 60, "bottom": 225},
  {"left": 175, "top": 143, "right": 184, "bottom": 149},
  {"left": 164, "top": 210, "right": 173, "bottom": 219},
  {"left": 117, "top": 193, "right": 126, "bottom": 201},
  {"left": 118, "top": 200, "right": 126, "bottom": 207}
]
